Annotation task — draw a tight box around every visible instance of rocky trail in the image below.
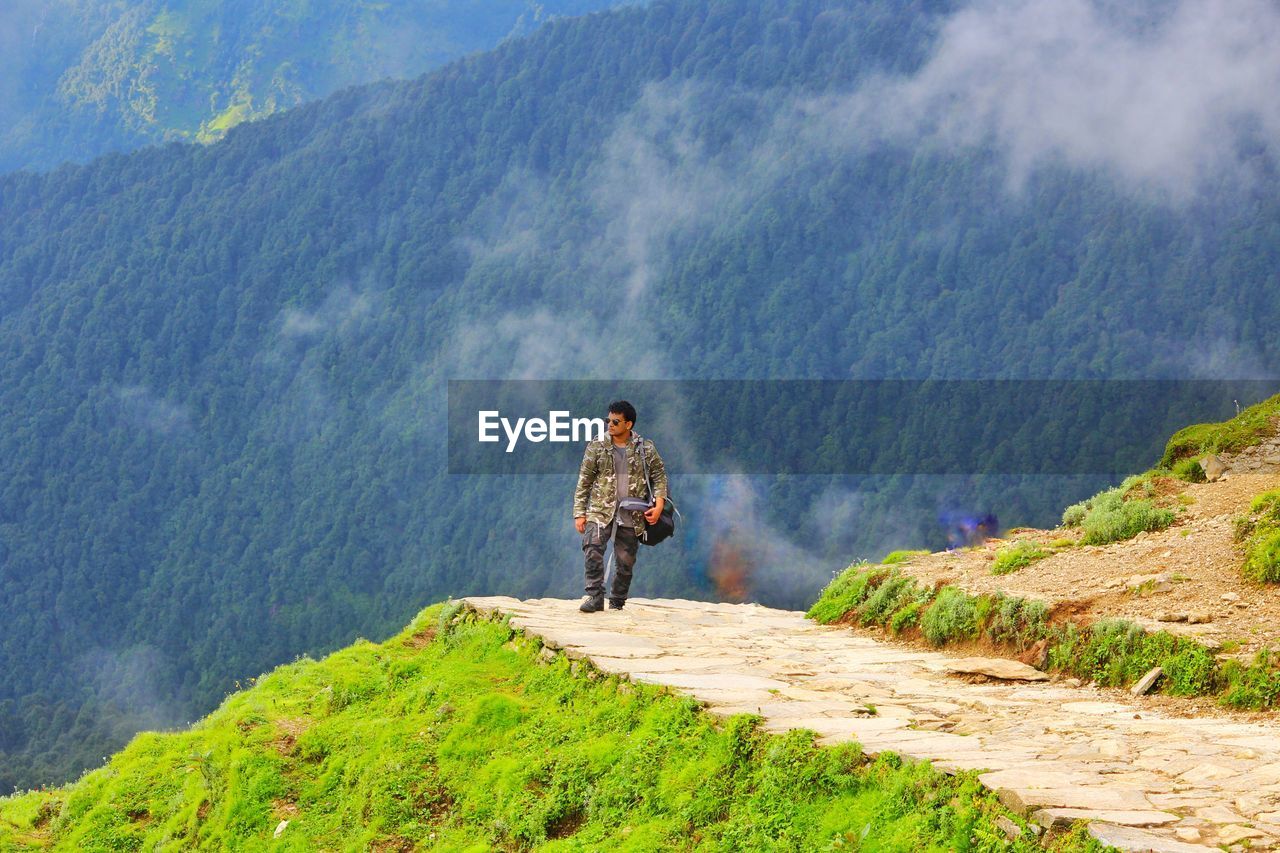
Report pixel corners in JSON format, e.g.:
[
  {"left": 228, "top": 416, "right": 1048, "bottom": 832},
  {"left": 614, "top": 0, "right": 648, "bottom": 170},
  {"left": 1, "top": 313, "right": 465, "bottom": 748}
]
[{"left": 466, "top": 595, "right": 1280, "bottom": 853}]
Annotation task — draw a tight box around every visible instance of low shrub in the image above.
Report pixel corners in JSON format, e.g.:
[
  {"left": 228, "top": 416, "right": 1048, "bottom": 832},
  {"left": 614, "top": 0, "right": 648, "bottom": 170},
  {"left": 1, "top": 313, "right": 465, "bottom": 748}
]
[
  {"left": 1077, "top": 489, "right": 1175, "bottom": 545},
  {"left": 1243, "top": 529, "right": 1280, "bottom": 583},
  {"left": 1219, "top": 650, "right": 1280, "bottom": 709},
  {"left": 859, "top": 573, "right": 919, "bottom": 625},
  {"left": 888, "top": 601, "right": 924, "bottom": 634},
  {"left": 1170, "top": 457, "right": 1207, "bottom": 483},
  {"left": 991, "top": 541, "right": 1048, "bottom": 575},
  {"left": 919, "top": 587, "right": 978, "bottom": 646},
  {"left": 806, "top": 562, "right": 884, "bottom": 623},
  {"left": 1236, "top": 491, "right": 1280, "bottom": 583}
]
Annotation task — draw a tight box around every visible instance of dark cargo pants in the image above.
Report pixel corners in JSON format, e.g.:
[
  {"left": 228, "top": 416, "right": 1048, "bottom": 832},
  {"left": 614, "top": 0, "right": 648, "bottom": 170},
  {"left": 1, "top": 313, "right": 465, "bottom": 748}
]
[{"left": 582, "top": 519, "right": 639, "bottom": 605}]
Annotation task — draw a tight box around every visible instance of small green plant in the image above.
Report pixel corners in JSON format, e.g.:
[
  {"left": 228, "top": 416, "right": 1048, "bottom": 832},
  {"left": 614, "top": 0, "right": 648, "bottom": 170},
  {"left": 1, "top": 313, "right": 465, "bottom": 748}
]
[
  {"left": 1075, "top": 488, "right": 1175, "bottom": 545},
  {"left": 1244, "top": 529, "right": 1280, "bottom": 583},
  {"left": 1219, "top": 650, "right": 1280, "bottom": 709},
  {"left": 919, "top": 587, "right": 978, "bottom": 646},
  {"left": 1048, "top": 537, "right": 1077, "bottom": 549},
  {"left": 859, "top": 573, "right": 918, "bottom": 625},
  {"left": 1236, "top": 490, "right": 1280, "bottom": 583},
  {"left": 991, "top": 541, "right": 1048, "bottom": 575},
  {"left": 807, "top": 561, "right": 884, "bottom": 623},
  {"left": 1061, "top": 500, "right": 1089, "bottom": 527},
  {"left": 1171, "top": 456, "right": 1207, "bottom": 483},
  {"left": 888, "top": 601, "right": 924, "bottom": 634}
]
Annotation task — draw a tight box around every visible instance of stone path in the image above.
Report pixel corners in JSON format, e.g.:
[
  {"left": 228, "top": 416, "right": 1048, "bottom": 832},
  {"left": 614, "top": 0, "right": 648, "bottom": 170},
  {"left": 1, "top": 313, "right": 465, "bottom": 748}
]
[{"left": 464, "top": 596, "right": 1280, "bottom": 853}]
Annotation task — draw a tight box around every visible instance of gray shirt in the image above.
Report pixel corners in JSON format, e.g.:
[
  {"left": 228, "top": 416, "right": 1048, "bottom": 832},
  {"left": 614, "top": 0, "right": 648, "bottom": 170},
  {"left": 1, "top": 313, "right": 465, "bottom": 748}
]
[{"left": 612, "top": 444, "right": 632, "bottom": 527}]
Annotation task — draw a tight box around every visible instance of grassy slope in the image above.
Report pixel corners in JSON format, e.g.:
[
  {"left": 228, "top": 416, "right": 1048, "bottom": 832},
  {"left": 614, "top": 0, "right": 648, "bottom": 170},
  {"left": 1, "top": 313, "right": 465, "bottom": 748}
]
[{"left": 0, "top": 604, "right": 1107, "bottom": 851}]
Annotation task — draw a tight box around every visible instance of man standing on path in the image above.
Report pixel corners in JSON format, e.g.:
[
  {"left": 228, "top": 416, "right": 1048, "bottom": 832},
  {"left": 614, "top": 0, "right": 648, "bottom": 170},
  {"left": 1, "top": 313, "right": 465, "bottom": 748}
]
[{"left": 572, "top": 400, "right": 667, "bottom": 612}]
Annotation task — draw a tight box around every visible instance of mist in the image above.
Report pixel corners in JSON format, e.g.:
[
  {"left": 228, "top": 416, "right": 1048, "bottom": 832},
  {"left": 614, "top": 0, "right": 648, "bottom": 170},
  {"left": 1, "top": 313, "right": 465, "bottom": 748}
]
[{"left": 817, "top": 0, "right": 1280, "bottom": 198}]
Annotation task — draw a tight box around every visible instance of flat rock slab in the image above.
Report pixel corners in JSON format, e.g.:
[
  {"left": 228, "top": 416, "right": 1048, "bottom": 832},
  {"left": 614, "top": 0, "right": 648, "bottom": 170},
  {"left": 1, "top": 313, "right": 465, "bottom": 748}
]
[
  {"left": 940, "top": 657, "right": 1051, "bottom": 681},
  {"left": 463, "top": 596, "right": 1280, "bottom": 852}
]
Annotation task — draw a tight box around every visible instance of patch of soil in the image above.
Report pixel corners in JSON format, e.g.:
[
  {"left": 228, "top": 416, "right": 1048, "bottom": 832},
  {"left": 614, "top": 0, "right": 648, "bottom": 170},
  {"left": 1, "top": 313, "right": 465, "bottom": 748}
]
[
  {"left": 370, "top": 836, "right": 415, "bottom": 853},
  {"left": 197, "top": 800, "right": 211, "bottom": 821},
  {"left": 406, "top": 626, "right": 437, "bottom": 649},
  {"left": 546, "top": 809, "right": 585, "bottom": 839},
  {"left": 31, "top": 800, "right": 59, "bottom": 829},
  {"left": 271, "top": 798, "right": 299, "bottom": 819},
  {"left": 890, "top": 469, "right": 1280, "bottom": 658},
  {"left": 269, "top": 717, "right": 312, "bottom": 756}
]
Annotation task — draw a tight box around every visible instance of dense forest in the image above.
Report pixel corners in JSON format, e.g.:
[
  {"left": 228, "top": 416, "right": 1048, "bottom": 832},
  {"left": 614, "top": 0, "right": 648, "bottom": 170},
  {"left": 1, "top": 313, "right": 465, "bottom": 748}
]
[
  {"left": 0, "top": 0, "right": 624, "bottom": 173},
  {"left": 2, "top": 0, "right": 1279, "bottom": 790}
]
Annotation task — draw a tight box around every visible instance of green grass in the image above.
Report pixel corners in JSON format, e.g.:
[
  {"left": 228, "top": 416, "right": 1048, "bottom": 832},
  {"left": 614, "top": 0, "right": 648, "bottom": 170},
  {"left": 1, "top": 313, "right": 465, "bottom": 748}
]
[
  {"left": 919, "top": 587, "right": 979, "bottom": 646},
  {"left": 880, "top": 549, "right": 930, "bottom": 565},
  {"left": 991, "top": 541, "right": 1049, "bottom": 575},
  {"left": 1160, "top": 392, "right": 1280, "bottom": 468},
  {"left": 1170, "top": 456, "right": 1207, "bottom": 483},
  {"left": 1234, "top": 490, "right": 1280, "bottom": 583},
  {"left": 0, "top": 603, "right": 1086, "bottom": 852},
  {"left": 1061, "top": 486, "right": 1175, "bottom": 545},
  {"left": 809, "top": 564, "right": 1278, "bottom": 708},
  {"left": 1219, "top": 650, "right": 1280, "bottom": 709}
]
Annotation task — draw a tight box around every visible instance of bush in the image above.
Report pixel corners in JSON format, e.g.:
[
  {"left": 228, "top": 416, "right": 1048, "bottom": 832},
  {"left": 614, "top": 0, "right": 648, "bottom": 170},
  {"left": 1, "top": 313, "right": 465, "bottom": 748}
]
[
  {"left": 1061, "top": 500, "right": 1089, "bottom": 527},
  {"left": 807, "top": 563, "right": 883, "bottom": 623},
  {"left": 919, "top": 587, "right": 978, "bottom": 646},
  {"left": 1220, "top": 651, "right": 1280, "bottom": 709},
  {"left": 1244, "top": 529, "right": 1280, "bottom": 583},
  {"left": 991, "top": 541, "right": 1048, "bottom": 575},
  {"left": 888, "top": 601, "right": 924, "bottom": 634},
  {"left": 1236, "top": 491, "right": 1280, "bottom": 583},
  {"left": 1163, "top": 645, "right": 1218, "bottom": 695},
  {"left": 1171, "top": 457, "right": 1207, "bottom": 483},
  {"left": 1078, "top": 489, "right": 1175, "bottom": 545},
  {"left": 859, "top": 573, "right": 919, "bottom": 625}
]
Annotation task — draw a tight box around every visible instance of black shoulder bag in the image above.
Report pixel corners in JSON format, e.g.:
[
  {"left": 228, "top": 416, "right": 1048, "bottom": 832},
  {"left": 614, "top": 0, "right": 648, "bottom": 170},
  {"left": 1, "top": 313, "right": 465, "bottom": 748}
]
[{"left": 636, "top": 439, "right": 679, "bottom": 546}]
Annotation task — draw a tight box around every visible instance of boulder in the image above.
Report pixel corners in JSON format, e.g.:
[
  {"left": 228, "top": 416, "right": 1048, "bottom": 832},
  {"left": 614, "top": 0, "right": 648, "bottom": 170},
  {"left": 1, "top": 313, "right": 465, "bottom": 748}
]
[{"left": 1200, "top": 454, "right": 1226, "bottom": 481}]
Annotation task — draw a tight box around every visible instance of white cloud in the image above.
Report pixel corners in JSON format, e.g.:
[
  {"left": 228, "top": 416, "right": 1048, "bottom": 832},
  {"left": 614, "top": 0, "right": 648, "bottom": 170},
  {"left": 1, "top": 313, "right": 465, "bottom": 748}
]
[{"left": 815, "top": 0, "right": 1280, "bottom": 197}]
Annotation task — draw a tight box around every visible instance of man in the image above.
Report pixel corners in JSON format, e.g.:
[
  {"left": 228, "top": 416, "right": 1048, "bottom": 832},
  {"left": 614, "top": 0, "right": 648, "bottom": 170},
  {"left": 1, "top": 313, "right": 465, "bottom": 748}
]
[{"left": 572, "top": 400, "right": 667, "bottom": 612}]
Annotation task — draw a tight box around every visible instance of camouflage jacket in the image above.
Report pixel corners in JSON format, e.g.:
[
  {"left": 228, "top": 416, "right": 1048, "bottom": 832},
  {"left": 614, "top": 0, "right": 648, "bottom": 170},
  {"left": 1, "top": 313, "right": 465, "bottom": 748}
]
[{"left": 572, "top": 432, "right": 668, "bottom": 532}]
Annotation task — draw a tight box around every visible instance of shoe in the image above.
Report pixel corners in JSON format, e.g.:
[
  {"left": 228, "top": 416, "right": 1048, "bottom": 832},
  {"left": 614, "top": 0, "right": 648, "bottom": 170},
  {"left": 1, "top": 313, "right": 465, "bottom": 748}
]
[
  {"left": 579, "top": 596, "right": 604, "bottom": 613},
  {"left": 608, "top": 600, "right": 625, "bottom": 610}
]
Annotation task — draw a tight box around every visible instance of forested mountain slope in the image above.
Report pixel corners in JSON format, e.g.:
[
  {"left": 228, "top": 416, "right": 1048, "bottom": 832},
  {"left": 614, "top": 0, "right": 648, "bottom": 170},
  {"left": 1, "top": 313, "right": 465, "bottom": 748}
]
[
  {"left": 0, "top": 0, "right": 624, "bottom": 173},
  {"left": 2, "top": 0, "right": 1279, "bottom": 790}
]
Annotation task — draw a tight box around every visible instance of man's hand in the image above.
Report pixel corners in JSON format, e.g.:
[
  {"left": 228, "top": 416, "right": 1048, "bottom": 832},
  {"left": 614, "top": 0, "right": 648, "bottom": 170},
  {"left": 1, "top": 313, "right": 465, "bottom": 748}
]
[
  {"left": 643, "top": 497, "right": 665, "bottom": 524},
  {"left": 575, "top": 516, "right": 587, "bottom": 534}
]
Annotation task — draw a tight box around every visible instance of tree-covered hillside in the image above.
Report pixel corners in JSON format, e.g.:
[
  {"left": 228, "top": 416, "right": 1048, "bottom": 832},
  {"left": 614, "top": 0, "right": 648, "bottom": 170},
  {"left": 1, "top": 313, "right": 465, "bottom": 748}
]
[
  {"left": 0, "top": 0, "right": 624, "bottom": 173},
  {"left": 2, "top": 0, "right": 1279, "bottom": 791}
]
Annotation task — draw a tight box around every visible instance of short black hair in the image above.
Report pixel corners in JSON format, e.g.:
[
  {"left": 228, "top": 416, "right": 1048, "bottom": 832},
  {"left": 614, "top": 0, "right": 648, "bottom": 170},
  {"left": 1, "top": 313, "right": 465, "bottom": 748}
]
[{"left": 608, "top": 400, "right": 637, "bottom": 425}]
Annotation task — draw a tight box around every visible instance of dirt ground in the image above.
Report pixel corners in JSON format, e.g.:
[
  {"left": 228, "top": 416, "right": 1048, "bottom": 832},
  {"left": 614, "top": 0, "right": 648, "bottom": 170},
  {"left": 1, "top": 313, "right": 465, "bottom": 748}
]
[{"left": 888, "top": 439, "right": 1280, "bottom": 660}]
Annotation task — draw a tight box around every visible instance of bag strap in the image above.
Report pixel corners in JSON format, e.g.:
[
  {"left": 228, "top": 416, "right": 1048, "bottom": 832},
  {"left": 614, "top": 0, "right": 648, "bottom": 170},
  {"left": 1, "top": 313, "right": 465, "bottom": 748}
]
[{"left": 636, "top": 434, "right": 655, "bottom": 505}]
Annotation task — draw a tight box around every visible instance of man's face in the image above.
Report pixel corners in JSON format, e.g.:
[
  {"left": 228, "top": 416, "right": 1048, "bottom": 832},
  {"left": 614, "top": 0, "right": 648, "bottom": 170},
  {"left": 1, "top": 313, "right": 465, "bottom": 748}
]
[{"left": 606, "top": 411, "right": 632, "bottom": 437}]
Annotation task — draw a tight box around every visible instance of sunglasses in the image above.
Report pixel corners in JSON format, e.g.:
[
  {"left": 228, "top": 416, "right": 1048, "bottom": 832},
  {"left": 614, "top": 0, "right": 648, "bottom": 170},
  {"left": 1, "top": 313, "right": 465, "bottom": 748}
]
[{"left": 607, "top": 417, "right": 625, "bottom": 425}]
